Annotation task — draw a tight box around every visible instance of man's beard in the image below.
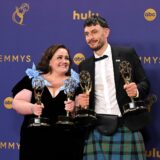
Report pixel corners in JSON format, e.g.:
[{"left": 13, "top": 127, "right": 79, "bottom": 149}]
[{"left": 90, "top": 40, "right": 104, "bottom": 52}]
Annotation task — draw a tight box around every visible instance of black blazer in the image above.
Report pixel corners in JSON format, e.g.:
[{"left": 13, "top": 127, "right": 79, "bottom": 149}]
[{"left": 79, "top": 46, "right": 150, "bottom": 130}]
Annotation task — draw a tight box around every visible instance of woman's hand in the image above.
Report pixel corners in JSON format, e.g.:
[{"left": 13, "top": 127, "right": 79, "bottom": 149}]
[
  {"left": 31, "top": 103, "right": 44, "bottom": 116},
  {"left": 64, "top": 100, "right": 75, "bottom": 112}
]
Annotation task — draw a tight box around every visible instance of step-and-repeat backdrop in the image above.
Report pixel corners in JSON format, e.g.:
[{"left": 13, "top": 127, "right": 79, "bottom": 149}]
[{"left": 0, "top": 0, "right": 159, "bottom": 159}]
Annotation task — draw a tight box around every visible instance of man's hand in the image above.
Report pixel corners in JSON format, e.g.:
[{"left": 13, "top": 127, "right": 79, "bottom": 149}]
[{"left": 124, "top": 82, "right": 138, "bottom": 98}]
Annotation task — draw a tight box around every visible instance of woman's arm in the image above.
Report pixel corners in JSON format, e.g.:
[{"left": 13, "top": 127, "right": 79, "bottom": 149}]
[{"left": 12, "top": 89, "right": 43, "bottom": 116}]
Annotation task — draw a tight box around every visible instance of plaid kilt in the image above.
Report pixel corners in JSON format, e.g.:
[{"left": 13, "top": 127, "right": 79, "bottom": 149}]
[{"left": 83, "top": 126, "right": 146, "bottom": 160}]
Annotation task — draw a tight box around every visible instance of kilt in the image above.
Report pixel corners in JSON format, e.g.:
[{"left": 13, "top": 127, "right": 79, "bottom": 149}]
[{"left": 83, "top": 126, "right": 146, "bottom": 160}]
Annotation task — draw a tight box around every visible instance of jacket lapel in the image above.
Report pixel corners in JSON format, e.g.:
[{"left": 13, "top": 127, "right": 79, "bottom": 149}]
[{"left": 111, "top": 47, "right": 121, "bottom": 91}]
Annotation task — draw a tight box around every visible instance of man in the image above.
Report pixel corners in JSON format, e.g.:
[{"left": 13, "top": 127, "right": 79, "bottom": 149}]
[{"left": 77, "top": 15, "right": 150, "bottom": 160}]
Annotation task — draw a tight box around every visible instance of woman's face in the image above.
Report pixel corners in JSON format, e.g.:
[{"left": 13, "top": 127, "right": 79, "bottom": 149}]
[{"left": 49, "top": 48, "right": 70, "bottom": 75}]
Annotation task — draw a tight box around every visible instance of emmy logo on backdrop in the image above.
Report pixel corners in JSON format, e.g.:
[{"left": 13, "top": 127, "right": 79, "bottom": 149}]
[
  {"left": 75, "top": 70, "right": 97, "bottom": 127},
  {"left": 28, "top": 77, "right": 50, "bottom": 127},
  {"left": 12, "top": 3, "right": 30, "bottom": 25}
]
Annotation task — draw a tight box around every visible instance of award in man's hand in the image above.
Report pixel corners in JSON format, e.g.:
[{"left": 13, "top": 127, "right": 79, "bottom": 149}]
[
  {"left": 119, "top": 60, "right": 150, "bottom": 131},
  {"left": 75, "top": 70, "right": 97, "bottom": 127},
  {"left": 119, "top": 61, "right": 147, "bottom": 115},
  {"left": 28, "top": 77, "right": 50, "bottom": 127}
]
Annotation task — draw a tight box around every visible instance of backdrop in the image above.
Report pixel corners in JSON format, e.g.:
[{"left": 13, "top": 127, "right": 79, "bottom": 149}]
[{"left": 0, "top": 1, "right": 159, "bottom": 159}]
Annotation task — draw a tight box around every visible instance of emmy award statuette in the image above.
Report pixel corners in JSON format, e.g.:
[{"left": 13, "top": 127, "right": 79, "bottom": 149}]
[
  {"left": 56, "top": 77, "right": 78, "bottom": 128},
  {"left": 75, "top": 70, "right": 97, "bottom": 127},
  {"left": 119, "top": 61, "right": 150, "bottom": 131},
  {"left": 28, "top": 77, "right": 50, "bottom": 127},
  {"left": 119, "top": 61, "right": 147, "bottom": 114}
]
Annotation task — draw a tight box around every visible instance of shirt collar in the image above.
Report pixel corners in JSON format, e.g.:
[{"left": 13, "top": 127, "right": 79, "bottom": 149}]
[{"left": 94, "top": 44, "right": 111, "bottom": 58}]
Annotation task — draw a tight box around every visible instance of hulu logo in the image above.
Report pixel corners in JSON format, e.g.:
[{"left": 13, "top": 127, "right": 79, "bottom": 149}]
[{"left": 73, "top": 10, "right": 99, "bottom": 20}]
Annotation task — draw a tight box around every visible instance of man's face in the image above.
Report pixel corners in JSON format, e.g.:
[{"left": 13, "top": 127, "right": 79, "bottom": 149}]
[{"left": 84, "top": 24, "right": 109, "bottom": 51}]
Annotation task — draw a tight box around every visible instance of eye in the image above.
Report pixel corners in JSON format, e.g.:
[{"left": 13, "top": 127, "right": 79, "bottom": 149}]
[
  {"left": 92, "top": 30, "right": 98, "bottom": 34},
  {"left": 65, "top": 56, "right": 69, "bottom": 60},
  {"left": 57, "top": 56, "right": 62, "bottom": 59},
  {"left": 84, "top": 32, "right": 89, "bottom": 37}
]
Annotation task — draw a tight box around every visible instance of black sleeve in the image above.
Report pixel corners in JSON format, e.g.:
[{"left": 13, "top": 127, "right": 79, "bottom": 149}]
[
  {"left": 12, "top": 76, "right": 33, "bottom": 97},
  {"left": 130, "top": 48, "right": 150, "bottom": 99}
]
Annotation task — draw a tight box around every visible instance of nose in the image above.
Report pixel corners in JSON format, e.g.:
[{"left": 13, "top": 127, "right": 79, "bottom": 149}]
[
  {"left": 62, "top": 58, "right": 67, "bottom": 62},
  {"left": 62, "top": 58, "right": 69, "bottom": 65},
  {"left": 88, "top": 33, "right": 93, "bottom": 38},
  {"left": 86, "top": 33, "right": 94, "bottom": 42}
]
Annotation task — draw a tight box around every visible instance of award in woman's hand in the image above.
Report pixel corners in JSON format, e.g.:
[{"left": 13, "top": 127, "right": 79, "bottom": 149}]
[
  {"left": 75, "top": 70, "right": 97, "bottom": 127},
  {"left": 56, "top": 77, "right": 79, "bottom": 127},
  {"left": 28, "top": 77, "right": 50, "bottom": 127}
]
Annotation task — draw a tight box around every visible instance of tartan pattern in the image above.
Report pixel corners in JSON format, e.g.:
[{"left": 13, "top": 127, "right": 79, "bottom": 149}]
[{"left": 83, "top": 126, "right": 146, "bottom": 160}]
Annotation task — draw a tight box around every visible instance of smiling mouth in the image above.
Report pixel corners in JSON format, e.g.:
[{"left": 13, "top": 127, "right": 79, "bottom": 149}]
[
  {"left": 89, "top": 40, "right": 97, "bottom": 45},
  {"left": 59, "top": 65, "right": 69, "bottom": 69}
]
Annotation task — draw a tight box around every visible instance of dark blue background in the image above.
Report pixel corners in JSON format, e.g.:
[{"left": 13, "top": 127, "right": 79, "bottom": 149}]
[{"left": 0, "top": 1, "right": 159, "bottom": 159}]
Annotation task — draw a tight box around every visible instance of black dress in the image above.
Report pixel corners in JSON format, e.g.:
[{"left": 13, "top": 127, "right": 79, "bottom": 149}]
[{"left": 12, "top": 76, "right": 85, "bottom": 160}]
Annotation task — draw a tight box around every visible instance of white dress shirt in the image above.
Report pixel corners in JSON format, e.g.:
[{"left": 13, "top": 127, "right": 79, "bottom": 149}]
[{"left": 94, "top": 44, "right": 122, "bottom": 116}]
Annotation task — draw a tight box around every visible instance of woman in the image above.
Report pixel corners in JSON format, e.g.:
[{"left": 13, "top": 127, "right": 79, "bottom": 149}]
[{"left": 12, "top": 44, "right": 84, "bottom": 160}]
